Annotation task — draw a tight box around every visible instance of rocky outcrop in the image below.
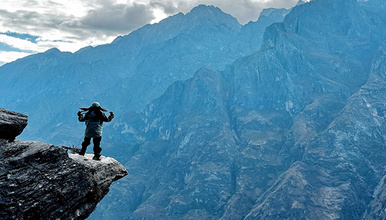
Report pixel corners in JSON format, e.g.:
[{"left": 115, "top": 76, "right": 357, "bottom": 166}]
[
  {"left": 0, "top": 107, "right": 28, "bottom": 141},
  {"left": 0, "top": 108, "right": 128, "bottom": 220}
]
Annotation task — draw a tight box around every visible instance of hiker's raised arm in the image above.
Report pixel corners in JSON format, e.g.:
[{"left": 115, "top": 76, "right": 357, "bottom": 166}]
[
  {"left": 108, "top": 112, "right": 114, "bottom": 122},
  {"left": 78, "top": 111, "right": 85, "bottom": 122},
  {"left": 102, "top": 111, "right": 114, "bottom": 122}
]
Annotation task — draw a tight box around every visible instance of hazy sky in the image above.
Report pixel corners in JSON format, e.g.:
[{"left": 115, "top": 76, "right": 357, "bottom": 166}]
[{"left": 0, "top": 0, "right": 300, "bottom": 65}]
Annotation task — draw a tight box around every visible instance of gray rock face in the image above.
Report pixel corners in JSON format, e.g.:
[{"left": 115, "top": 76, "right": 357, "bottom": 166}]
[
  {"left": 0, "top": 140, "right": 128, "bottom": 220},
  {"left": 0, "top": 108, "right": 128, "bottom": 220},
  {"left": 0, "top": 107, "right": 28, "bottom": 141},
  {"left": 90, "top": 0, "right": 386, "bottom": 219},
  {"left": 364, "top": 175, "right": 386, "bottom": 220}
]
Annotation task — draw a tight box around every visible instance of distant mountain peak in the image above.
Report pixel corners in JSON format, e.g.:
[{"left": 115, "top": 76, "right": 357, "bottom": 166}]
[
  {"left": 190, "top": 4, "right": 221, "bottom": 14},
  {"left": 187, "top": 4, "right": 240, "bottom": 25},
  {"left": 44, "top": 48, "right": 61, "bottom": 53}
]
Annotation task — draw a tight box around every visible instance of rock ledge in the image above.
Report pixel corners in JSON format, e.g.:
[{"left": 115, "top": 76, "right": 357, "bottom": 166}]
[
  {"left": 0, "top": 107, "right": 128, "bottom": 220},
  {"left": 0, "top": 107, "right": 28, "bottom": 141}
]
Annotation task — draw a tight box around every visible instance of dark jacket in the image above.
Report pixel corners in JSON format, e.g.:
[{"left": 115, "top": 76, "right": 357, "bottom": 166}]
[{"left": 78, "top": 107, "right": 114, "bottom": 138}]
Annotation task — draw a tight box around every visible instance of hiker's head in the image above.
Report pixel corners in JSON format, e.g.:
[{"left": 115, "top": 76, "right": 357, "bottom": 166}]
[
  {"left": 86, "top": 102, "right": 107, "bottom": 112},
  {"left": 91, "top": 102, "right": 100, "bottom": 108}
]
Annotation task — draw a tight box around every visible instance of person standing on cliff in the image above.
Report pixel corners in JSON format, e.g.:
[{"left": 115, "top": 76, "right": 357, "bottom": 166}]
[{"left": 77, "top": 102, "right": 114, "bottom": 160}]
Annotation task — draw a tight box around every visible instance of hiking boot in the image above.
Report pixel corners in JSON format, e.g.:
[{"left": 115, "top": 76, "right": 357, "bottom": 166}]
[{"left": 92, "top": 155, "right": 101, "bottom": 160}]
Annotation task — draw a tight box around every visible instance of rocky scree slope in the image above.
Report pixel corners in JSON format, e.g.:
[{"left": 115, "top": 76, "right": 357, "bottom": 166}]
[{"left": 0, "top": 107, "right": 128, "bottom": 220}]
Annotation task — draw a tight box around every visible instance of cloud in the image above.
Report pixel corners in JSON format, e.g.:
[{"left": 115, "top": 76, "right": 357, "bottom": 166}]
[
  {"left": 149, "top": 1, "right": 181, "bottom": 14},
  {"left": 63, "top": 3, "right": 155, "bottom": 34},
  {"left": 0, "top": 0, "right": 300, "bottom": 65},
  {"left": 0, "top": 9, "right": 71, "bottom": 34},
  {"left": 0, "top": 51, "right": 32, "bottom": 66},
  {"left": 145, "top": 0, "right": 299, "bottom": 24},
  {"left": 0, "top": 34, "right": 45, "bottom": 52}
]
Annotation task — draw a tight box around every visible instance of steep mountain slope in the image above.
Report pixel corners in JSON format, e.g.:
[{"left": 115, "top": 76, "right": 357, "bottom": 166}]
[
  {"left": 1, "top": 0, "right": 385, "bottom": 219},
  {"left": 244, "top": 43, "right": 386, "bottom": 219},
  {"left": 0, "top": 5, "right": 287, "bottom": 147},
  {"left": 90, "top": 0, "right": 386, "bottom": 219}
]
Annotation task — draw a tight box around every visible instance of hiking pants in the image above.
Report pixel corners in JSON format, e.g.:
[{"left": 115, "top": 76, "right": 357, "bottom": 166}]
[{"left": 80, "top": 136, "right": 102, "bottom": 156}]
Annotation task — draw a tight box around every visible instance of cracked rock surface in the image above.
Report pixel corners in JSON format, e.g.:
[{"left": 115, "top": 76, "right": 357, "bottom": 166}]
[
  {"left": 0, "top": 107, "right": 28, "bottom": 142},
  {"left": 0, "top": 108, "right": 128, "bottom": 220}
]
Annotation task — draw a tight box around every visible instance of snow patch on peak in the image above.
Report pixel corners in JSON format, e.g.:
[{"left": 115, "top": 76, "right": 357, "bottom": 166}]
[{"left": 296, "top": 0, "right": 310, "bottom": 6}]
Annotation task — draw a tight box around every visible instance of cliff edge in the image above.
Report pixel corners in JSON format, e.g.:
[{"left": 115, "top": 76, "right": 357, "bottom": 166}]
[{"left": 0, "top": 107, "right": 128, "bottom": 220}]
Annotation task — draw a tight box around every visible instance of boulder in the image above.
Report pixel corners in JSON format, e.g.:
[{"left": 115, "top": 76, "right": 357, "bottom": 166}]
[
  {"left": 0, "top": 107, "right": 28, "bottom": 142},
  {"left": 0, "top": 140, "right": 128, "bottom": 220}
]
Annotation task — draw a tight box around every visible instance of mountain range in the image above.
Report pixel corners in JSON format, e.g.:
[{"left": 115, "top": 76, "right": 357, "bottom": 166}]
[{"left": 1, "top": 0, "right": 385, "bottom": 219}]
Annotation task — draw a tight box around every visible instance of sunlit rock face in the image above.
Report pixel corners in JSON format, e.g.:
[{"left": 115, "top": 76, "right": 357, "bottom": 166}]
[{"left": 0, "top": 108, "right": 128, "bottom": 220}]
